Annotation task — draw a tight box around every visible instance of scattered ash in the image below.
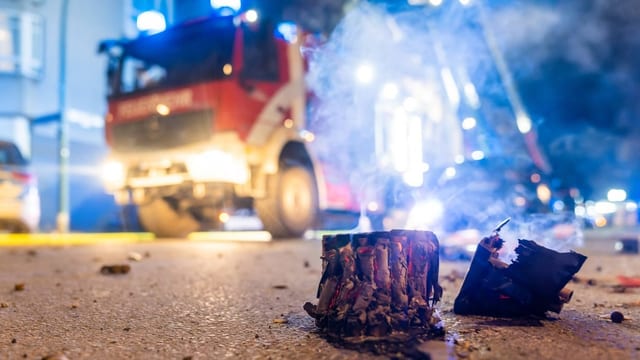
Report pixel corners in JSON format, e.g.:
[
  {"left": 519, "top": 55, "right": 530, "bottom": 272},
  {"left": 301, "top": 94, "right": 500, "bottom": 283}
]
[{"left": 321, "top": 327, "right": 445, "bottom": 359}]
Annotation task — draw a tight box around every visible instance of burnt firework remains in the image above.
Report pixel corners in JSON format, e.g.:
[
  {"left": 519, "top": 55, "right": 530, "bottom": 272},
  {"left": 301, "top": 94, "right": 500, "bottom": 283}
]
[
  {"left": 454, "top": 218, "right": 588, "bottom": 317},
  {"left": 304, "top": 230, "right": 443, "bottom": 338}
]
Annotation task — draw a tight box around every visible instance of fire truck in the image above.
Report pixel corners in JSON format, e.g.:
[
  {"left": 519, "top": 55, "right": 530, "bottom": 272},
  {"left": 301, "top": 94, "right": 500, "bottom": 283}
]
[
  {"left": 98, "top": 9, "right": 463, "bottom": 238},
  {"left": 98, "top": 12, "right": 366, "bottom": 238}
]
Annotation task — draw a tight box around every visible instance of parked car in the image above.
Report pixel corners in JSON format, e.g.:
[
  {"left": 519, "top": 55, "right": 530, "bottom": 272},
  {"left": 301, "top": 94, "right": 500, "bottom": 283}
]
[{"left": 0, "top": 140, "right": 40, "bottom": 233}]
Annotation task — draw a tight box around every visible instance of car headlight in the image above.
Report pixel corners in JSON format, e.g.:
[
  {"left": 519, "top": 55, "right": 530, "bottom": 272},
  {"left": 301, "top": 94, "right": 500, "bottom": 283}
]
[{"left": 101, "top": 161, "right": 126, "bottom": 190}]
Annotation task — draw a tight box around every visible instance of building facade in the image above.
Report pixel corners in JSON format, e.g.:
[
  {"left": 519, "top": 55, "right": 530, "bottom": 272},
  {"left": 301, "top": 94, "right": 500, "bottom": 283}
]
[{"left": 0, "top": 0, "right": 128, "bottom": 231}]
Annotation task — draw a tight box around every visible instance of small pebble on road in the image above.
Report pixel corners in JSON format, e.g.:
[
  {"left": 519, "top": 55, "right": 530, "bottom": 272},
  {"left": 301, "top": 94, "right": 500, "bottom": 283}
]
[{"left": 100, "top": 264, "right": 131, "bottom": 275}]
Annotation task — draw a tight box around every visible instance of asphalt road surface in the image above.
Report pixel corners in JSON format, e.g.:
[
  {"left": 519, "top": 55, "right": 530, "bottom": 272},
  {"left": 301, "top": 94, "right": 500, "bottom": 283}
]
[{"left": 0, "top": 231, "right": 639, "bottom": 359}]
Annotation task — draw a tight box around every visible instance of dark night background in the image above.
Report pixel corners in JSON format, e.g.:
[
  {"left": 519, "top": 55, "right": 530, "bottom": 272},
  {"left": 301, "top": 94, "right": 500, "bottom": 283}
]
[{"left": 238, "top": 0, "right": 640, "bottom": 201}]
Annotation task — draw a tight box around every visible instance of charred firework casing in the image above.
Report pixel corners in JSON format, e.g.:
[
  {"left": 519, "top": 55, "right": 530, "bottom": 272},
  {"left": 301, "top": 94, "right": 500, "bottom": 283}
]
[
  {"left": 316, "top": 235, "right": 351, "bottom": 315},
  {"left": 453, "top": 219, "right": 587, "bottom": 317},
  {"left": 304, "top": 230, "right": 442, "bottom": 338},
  {"left": 389, "top": 231, "right": 409, "bottom": 308}
]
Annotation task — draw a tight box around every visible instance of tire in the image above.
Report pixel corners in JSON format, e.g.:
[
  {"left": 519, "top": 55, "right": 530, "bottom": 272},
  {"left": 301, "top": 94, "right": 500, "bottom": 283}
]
[
  {"left": 137, "top": 198, "right": 200, "bottom": 238},
  {"left": 255, "top": 166, "right": 318, "bottom": 239}
]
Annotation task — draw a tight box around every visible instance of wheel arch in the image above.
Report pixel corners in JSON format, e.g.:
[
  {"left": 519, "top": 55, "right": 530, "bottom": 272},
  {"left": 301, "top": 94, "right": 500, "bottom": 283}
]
[
  {"left": 252, "top": 129, "right": 327, "bottom": 209},
  {"left": 279, "top": 141, "right": 312, "bottom": 169}
]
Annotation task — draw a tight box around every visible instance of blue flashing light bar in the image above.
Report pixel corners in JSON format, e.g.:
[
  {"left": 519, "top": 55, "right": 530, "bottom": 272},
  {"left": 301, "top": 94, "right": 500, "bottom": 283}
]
[
  {"left": 275, "top": 21, "right": 298, "bottom": 43},
  {"left": 136, "top": 10, "right": 166, "bottom": 33},
  {"left": 211, "top": 0, "right": 242, "bottom": 12}
]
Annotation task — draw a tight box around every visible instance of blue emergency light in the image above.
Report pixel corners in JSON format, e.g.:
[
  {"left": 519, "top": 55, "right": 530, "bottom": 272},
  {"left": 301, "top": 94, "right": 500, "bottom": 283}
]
[
  {"left": 136, "top": 10, "right": 166, "bottom": 33},
  {"left": 275, "top": 22, "right": 298, "bottom": 43},
  {"left": 211, "top": 0, "right": 242, "bottom": 14}
]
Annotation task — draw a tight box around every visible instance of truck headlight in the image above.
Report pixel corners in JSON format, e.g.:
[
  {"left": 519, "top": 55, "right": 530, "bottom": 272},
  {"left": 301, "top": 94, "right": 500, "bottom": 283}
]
[
  {"left": 186, "top": 150, "right": 248, "bottom": 184},
  {"left": 101, "top": 161, "right": 126, "bottom": 190}
]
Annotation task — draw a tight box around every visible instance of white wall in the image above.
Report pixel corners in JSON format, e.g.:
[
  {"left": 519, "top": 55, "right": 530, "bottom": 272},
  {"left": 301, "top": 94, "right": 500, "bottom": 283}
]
[{"left": 0, "top": 116, "right": 30, "bottom": 157}]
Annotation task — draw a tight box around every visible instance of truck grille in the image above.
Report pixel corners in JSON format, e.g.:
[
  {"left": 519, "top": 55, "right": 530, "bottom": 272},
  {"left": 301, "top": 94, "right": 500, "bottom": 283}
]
[{"left": 111, "top": 110, "right": 213, "bottom": 152}]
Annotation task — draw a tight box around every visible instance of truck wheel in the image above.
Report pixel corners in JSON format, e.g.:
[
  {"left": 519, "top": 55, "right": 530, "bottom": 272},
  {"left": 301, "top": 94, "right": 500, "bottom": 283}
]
[
  {"left": 137, "top": 198, "right": 199, "bottom": 238},
  {"left": 256, "top": 166, "right": 318, "bottom": 239}
]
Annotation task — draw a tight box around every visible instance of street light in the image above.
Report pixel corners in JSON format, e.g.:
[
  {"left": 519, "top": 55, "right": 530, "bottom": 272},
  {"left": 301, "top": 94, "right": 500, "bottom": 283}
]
[
  {"left": 516, "top": 112, "right": 532, "bottom": 134},
  {"left": 471, "top": 150, "right": 485, "bottom": 160},
  {"left": 461, "top": 116, "right": 476, "bottom": 130},
  {"left": 607, "top": 188, "right": 627, "bottom": 202}
]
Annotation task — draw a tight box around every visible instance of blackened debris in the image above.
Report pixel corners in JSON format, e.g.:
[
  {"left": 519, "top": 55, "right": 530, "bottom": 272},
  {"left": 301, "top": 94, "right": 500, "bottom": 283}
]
[
  {"left": 611, "top": 285, "right": 627, "bottom": 293},
  {"left": 454, "top": 218, "right": 587, "bottom": 317},
  {"left": 304, "top": 230, "right": 442, "bottom": 341},
  {"left": 610, "top": 311, "right": 624, "bottom": 323},
  {"left": 14, "top": 283, "right": 25, "bottom": 291},
  {"left": 100, "top": 264, "right": 131, "bottom": 275},
  {"left": 325, "top": 331, "right": 438, "bottom": 359}
]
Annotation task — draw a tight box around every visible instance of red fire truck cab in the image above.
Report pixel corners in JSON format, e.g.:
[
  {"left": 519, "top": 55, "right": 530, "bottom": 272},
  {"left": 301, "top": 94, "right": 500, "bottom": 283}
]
[{"left": 99, "top": 12, "right": 369, "bottom": 238}]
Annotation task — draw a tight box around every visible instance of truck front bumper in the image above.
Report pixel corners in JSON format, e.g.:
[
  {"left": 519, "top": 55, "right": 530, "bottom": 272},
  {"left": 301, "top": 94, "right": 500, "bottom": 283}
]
[{"left": 101, "top": 135, "right": 250, "bottom": 199}]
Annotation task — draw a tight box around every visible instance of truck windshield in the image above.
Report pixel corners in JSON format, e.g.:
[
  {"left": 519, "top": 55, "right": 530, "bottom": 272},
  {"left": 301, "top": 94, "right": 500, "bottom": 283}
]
[{"left": 110, "top": 17, "right": 236, "bottom": 96}]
